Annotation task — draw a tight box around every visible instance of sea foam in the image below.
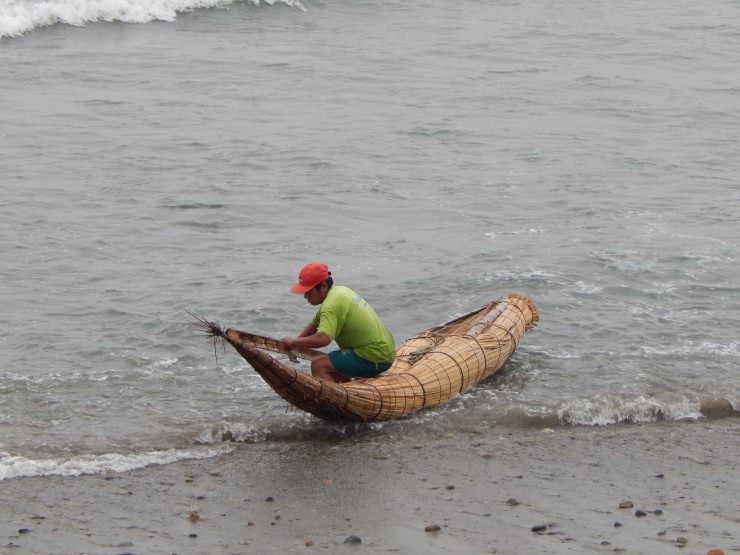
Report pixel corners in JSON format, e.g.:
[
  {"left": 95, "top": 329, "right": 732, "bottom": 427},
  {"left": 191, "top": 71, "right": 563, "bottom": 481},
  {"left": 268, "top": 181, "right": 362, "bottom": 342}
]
[
  {"left": 557, "top": 394, "right": 705, "bottom": 426},
  {"left": 0, "top": 446, "right": 231, "bottom": 480},
  {"left": 0, "top": 0, "right": 305, "bottom": 39}
]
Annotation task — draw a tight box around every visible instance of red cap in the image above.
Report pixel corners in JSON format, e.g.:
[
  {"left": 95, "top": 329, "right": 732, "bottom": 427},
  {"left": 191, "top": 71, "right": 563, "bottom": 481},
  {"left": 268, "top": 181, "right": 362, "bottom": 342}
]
[{"left": 290, "top": 262, "right": 331, "bottom": 293}]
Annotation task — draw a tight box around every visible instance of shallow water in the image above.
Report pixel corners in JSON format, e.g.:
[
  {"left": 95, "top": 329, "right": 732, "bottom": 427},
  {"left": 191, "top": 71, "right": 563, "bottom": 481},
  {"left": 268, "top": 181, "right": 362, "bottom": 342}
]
[{"left": 1, "top": 0, "right": 738, "bottom": 478}]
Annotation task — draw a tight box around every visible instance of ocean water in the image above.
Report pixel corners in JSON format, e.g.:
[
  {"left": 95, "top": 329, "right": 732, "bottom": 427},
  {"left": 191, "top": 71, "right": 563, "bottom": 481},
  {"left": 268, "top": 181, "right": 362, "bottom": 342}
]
[{"left": 1, "top": 0, "right": 738, "bottom": 480}]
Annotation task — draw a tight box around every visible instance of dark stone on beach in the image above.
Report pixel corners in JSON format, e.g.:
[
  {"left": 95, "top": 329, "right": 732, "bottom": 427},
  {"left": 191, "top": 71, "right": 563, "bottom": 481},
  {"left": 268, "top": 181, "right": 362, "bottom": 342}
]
[
  {"left": 196, "top": 495, "right": 206, "bottom": 500},
  {"left": 506, "top": 498, "right": 520, "bottom": 506},
  {"left": 343, "top": 535, "right": 362, "bottom": 545},
  {"left": 188, "top": 533, "right": 197, "bottom": 538},
  {"left": 424, "top": 524, "right": 441, "bottom": 533},
  {"left": 614, "top": 522, "right": 622, "bottom": 527},
  {"left": 652, "top": 508, "right": 663, "bottom": 515},
  {"left": 676, "top": 537, "right": 688, "bottom": 545},
  {"left": 601, "top": 541, "right": 611, "bottom": 545},
  {"left": 18, "top": 529, "right": 30, "bottom": 534},
  {"left": 635, "top": 510, "right": 647, "bottom": 517},
  {"left": 658, "top": 530, "right": 667, "bottom": 536},
  {"left": 445, "top": 485, "right": 455, "bottom": 490},
  {"left": 247, "top": 522, "right": 255, "bottom": 527},
  {"left": 655, "top": 473, "right": 664, "bottom": 478},
  {"left": 531, "top": 524, "right": 547, "bottom": 533},
  {"left": 265, "top": 496, "right": 275, "bottom": 502}
]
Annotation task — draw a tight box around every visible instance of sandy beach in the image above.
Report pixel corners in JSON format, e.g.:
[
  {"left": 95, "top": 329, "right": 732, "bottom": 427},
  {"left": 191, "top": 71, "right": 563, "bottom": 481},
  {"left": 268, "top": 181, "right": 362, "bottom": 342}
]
[{"left": 2, "top": 419, "right": 738, "bottom": 555}]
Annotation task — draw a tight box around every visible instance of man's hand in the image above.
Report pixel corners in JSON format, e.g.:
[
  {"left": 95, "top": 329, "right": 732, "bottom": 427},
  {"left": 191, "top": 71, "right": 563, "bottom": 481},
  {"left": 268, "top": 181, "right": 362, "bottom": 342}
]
[{"left": 281, "top": 337, "right": 300, "bottom": 363}]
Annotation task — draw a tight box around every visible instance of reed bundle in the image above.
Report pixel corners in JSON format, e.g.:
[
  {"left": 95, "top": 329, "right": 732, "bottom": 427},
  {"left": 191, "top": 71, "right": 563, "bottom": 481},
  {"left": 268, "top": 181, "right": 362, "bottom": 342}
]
[{"left": 198, "top": 293, "right": 538, "bottom": 421}]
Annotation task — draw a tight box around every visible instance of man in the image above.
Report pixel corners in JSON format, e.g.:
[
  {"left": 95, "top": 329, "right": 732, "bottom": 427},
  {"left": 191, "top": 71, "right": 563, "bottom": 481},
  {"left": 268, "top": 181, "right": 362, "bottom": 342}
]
[{"left": 281, "top": 262, "right": 396, "bottom": 383}]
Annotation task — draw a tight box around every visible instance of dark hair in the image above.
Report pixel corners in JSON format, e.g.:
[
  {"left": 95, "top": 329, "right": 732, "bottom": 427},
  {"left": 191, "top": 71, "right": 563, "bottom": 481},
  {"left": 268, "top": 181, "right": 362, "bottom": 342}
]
[{"left": 314, "top": 276, "right": 333, "bottom": 291}]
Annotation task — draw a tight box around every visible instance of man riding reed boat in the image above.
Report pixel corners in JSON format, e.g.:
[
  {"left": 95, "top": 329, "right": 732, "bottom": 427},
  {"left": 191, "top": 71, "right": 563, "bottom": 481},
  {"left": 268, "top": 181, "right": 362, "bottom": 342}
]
[{"left": 281, "top": 262, "right": 396, "bottom": 383}]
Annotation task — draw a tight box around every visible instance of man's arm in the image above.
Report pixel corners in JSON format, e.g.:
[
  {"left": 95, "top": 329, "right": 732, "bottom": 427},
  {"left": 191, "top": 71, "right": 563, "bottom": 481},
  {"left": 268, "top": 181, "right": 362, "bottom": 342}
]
[{"left": 282, "top": 323, "right": 331, "bottom": 350}]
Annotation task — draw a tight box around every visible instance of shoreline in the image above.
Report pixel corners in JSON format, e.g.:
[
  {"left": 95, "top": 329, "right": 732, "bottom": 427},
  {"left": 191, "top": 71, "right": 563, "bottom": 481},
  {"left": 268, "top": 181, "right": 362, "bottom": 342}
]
[{"left": 2, "top": 418, "right": 738, "bottom": 555}]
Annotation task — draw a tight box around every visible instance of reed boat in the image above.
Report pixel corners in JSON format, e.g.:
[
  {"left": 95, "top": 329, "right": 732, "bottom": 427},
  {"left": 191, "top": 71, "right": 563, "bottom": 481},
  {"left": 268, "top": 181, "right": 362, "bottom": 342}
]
[{"left": 197, "top": 293, "right": 538, "bottom": 421}]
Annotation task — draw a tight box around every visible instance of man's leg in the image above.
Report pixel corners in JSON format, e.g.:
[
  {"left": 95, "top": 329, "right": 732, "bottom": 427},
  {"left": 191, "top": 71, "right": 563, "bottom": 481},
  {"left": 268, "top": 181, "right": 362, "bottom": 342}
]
[{"left": 311, "top": 355, "right": 352, "bottom": 383}]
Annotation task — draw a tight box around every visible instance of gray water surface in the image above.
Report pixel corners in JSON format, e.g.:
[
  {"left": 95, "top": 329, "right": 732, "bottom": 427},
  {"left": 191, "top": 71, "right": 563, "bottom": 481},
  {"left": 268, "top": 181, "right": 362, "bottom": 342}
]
[{"left": 1, "top": 0, "right": 738, "bottom": 475}]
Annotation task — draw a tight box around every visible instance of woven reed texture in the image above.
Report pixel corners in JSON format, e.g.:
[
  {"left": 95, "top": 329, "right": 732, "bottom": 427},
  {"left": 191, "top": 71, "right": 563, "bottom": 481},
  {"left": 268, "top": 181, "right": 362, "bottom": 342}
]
[{"left": 221, "top": 293, "right": 538, "bottom": 421}]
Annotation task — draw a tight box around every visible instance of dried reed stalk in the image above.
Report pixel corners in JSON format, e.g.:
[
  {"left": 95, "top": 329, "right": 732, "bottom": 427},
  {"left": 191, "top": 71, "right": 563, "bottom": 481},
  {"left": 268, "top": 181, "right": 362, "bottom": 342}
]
[{"left": 197, "top": 294, "right": 538, "bottom": 421}]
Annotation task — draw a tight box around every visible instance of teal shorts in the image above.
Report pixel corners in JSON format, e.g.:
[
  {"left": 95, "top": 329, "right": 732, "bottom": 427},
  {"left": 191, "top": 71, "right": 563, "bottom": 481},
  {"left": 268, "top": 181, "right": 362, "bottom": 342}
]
[{"left": 327, "top": 349, "right": 392, "bottom": 378}]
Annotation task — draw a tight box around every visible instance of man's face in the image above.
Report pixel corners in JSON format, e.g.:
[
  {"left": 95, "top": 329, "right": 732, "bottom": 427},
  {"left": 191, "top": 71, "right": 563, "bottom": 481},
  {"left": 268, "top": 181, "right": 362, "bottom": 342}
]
[{"left": 304, "top": 283, "right": 327, "bottom": 306}]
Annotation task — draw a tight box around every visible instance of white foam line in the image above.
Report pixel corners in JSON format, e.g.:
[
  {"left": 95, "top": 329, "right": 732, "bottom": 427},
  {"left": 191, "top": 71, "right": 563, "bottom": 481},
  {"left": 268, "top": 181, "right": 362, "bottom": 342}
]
[
  {"left": 0, "top": 445, "right": 232, "bottom": 480},
  {"left": 1, "top": 0, "right": 305, "bottom": 39},
  {"left": 557, "top": 394, "right": 704, "bottom": 426}
]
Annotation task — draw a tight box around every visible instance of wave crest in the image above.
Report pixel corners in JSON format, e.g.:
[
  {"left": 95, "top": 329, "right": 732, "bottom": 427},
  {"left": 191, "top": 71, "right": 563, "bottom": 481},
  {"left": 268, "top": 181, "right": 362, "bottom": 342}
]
[
  {"left": 1, "top": 0, "right": 305, "bottom": 39},
  {"left": 0, "top": 445, "right": 230, "bottom": 480},
  {"left": 557, "top": 393, "right": 737, "bottom": 426}
]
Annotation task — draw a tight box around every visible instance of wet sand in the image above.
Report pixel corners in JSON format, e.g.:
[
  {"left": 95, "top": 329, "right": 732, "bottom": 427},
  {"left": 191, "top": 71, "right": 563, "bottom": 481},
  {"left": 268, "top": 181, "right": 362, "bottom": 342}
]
[{"left": 2, "top": 419, "right": 738, "bottom": 555}]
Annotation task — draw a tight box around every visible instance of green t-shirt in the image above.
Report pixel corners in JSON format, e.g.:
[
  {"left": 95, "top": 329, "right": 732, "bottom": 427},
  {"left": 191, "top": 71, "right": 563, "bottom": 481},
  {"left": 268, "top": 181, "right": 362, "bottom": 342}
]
[{"left": 311, "top": 285, "right": 396, "bottom": 363}]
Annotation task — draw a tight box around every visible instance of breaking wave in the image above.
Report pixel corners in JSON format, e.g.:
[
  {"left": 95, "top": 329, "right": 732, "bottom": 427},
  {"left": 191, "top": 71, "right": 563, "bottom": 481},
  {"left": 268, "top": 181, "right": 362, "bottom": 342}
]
[
  {"left": 1, "top": 0, "right": 305, "bottom": 39},
  {"left": 0, "top": 445, "right": 231, "bottom": 480},
  {"left": 557, "top": 394, "right": 738, "bottom": 426}
]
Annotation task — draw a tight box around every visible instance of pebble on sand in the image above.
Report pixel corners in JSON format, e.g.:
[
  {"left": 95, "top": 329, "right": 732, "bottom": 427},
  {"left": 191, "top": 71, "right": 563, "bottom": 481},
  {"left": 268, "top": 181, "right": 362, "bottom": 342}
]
[
  {"left": 531, "top": 524, "right": 548, "bottom": 533},
  {"left": 343, "top": 535, "right": 362, "bottom": 545},
  {"left": 707, "top": 549, "right": 725, "bottom": 555},
  {"left": 618, "top": 501, "right": 633, "bottom": 509},
  {"left": 425, "top": 524, "right": 441, "bottom": 533}
]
